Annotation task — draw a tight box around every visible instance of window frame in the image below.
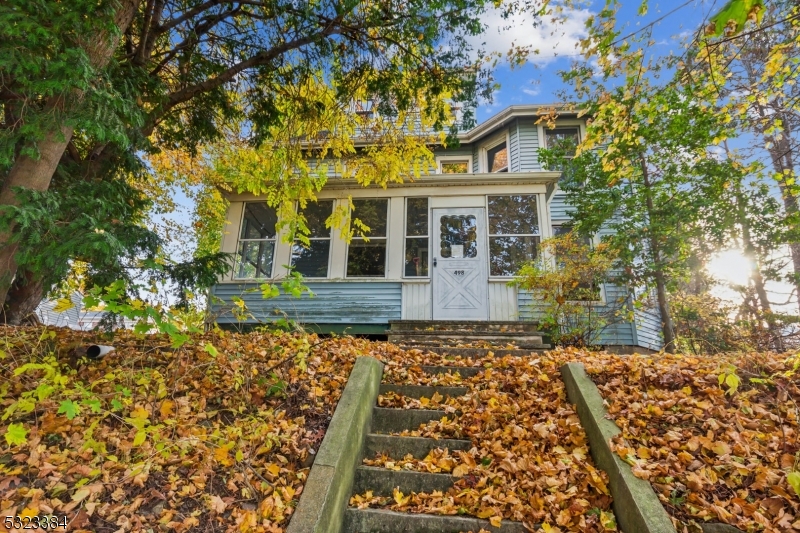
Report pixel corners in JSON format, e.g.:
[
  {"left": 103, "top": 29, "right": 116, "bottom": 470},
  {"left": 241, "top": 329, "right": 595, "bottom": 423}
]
[
  {"left": 436, "top": 155, "right": 473, "bottom": 175},
  {"left": 551, "top": 224, "right": 606, "bottom": 304},
  {"left": 480, "top": 132, "right": 510, "bottom": 173},
  {"left": 345, "top": 198, "right": 389, "bottom": 279},
  {"left": 403, "top": 197, "right": 430, "bottom": 278},
  {"left": 486, "top": 194, "right": 543, "bottom": 279},
  {"left": 537, "top": 120, "right": 586, "bottom": 167},
  {"left": 290, "top": 200, "right": 334, "bottom": 279},
  {"left": 233, "top": 202, "right": 278, "bottom": 280}
]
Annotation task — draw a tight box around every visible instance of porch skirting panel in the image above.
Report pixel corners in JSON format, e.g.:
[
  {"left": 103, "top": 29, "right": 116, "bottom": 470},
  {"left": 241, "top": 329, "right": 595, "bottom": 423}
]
[
  {"left": 402, "top": 283, "right": 432, "bottom": 320},
  {"left": 211, "top": 282, "right": 402, "bottom": 325},
  {"left": 488, "top": 282, "right": 517, "bottom": 321}
]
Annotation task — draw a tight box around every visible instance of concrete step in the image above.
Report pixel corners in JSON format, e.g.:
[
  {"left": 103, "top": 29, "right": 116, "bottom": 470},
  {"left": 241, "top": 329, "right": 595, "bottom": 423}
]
[
  {"left": 388, "top": 320, "right": 542, "bottom": 334},
  {"left": 353, "top": 466, "right": 455, "bottom": 496},
  {"left": 389, "top": 331, "right": 543, "bottom": 343},
  {"left": 414, "top": 365, "right": 483, "bottom": 377},
  {"left": 400, "top": 346, "right": 549, "bottom": 357},
  {"left": 371, "top": 407, "right": 452, "bottom": 434},
  {"left": 379, "top": 384, "right": 469, "bottom": 399},
  {"left": 364, "top": 434, "right": 473, "bottom": 460},
  {"left": 344, "top": 508, "right": 529, "bottom": 533}
]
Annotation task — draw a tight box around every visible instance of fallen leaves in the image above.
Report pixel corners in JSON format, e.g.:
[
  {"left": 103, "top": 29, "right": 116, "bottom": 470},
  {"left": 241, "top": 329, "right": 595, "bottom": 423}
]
[
  {"left": 582, "top": 350, "right": 800, "bottom": 533},
  {"left": 0, "top": 325, "right": 383, "bottom": 532},
  {"left": 355, "top": 349, "right": 617, "bottom": 532}
]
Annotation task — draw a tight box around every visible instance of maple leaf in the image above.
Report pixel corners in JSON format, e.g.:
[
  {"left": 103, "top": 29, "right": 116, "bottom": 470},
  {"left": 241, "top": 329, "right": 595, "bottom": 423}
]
[
  {"left": 57, "top": 399, "right": 80, "bottom": 420},
  {"left": 4, "top": 423, "right": 27, "bottom": 446}
]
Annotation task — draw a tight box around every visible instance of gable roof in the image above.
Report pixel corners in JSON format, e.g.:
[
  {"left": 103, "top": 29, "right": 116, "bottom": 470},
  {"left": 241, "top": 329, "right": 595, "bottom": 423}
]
[{"left": 457, "top": 104, "right": 580, "bottom": 144}]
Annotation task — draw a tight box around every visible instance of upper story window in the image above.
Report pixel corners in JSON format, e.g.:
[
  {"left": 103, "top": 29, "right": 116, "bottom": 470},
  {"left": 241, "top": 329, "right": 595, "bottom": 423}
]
[
  {"left": 488, "top": 195, "right": 540, "bottom": 276},
  {"left": 291, "top": 200, "right": 333, "bottom": 277},
  {"left": 552, "top": 225, "right": 602, "bottom": 301},
  {"left": 437, "top": 156, "right": 472, "bottom": 174},
  {"left": 544, "top": 127, "right": 580, "bottom": 156},
  {"left": 347, "top": 199, "right": 388, "bottom": 277},
  {"left": 487, "top": 142, "right": 508, "bottom": 172},
  {"left": 235, "top": 203, "right": 278, "bottom": 279}
]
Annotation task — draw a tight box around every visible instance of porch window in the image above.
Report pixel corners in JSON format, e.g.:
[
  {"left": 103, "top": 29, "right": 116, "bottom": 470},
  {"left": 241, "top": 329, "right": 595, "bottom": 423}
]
[
  {"left": 347, "top": 199, "right": 388, "bottom": 277},
  {"left": 404, "top": 198, "right": 429, "bottom": 277},
  {"left": 291, "top": 200, "right": 333, "bottom": 277},
  {"left": 235, "top": 202, "right": 278, "bottom": 279},
  {"left": 488, "top": 195, "right": 540, "bottom": 276}
]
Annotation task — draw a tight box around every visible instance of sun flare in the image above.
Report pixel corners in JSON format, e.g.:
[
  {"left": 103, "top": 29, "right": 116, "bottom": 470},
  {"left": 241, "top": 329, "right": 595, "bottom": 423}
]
[{"left": 706, "top": 249, "right": 752, "bottom": 287}]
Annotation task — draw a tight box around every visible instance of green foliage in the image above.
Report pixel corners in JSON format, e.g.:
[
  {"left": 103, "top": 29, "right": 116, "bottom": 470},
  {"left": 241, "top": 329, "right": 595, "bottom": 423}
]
[
  {"left": 705, "top": 0, "right": 765, "bottom": 38},
  {"left": 514, "top": 232, "right": 623, "bottom": 348}
]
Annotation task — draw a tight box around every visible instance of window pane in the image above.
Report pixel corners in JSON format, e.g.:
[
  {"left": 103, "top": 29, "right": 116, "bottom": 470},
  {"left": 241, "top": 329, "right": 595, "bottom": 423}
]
[
  {"left": 351, "top": 199, "right": 388, "bottom": 237},
  {"left": 347, "top": 239, "right": 386, "bottom": 277},
  {"left": 236, "top": 241, "right": 274, "bottom": 278},
  {"left": 300, "top": 200, "right": 333, "bottom": 238},
  {"left": 487, "top": 143, "right": 508, "bottom": 173},
  {"left": 405, "top": 238, "right": 429, "bottom": 277},
  {"left": 441, "top": 160, "right": 470, "bottom": 174},
  {"left": 240, "top": 203, "right": 278, "bottom": 239},
  {"left": 439, "top": 215, "right": 477, "bottom": 259},
  {"left": 488, "top": 196, "right": 539, "bottom": 235},
  {"left": 489, "top": 236, "right": 539, "bottom": 276},
  {"left": 406, "top": 198, "right": 428, "bottom": 236},
  {"left": 291, "top": 241, "right": 330, "bottom": 277},
  {"left": 545, "top": 128, "right": 580, "bottom": 156}
]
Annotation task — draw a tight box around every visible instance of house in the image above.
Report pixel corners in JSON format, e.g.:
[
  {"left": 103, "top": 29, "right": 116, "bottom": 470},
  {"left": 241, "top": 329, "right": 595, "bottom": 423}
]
[{"left": 210, "top": 104, "right": 662, "bottom": 351}]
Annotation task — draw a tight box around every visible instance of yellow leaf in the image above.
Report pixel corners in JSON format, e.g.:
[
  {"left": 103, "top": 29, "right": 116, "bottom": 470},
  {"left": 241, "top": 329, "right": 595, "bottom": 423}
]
[
  {"left": 452, "top": 464, "right": 470, "bottom": 477},
  {"left": 490, "top": 516, "right": 502, "bottom": 527},
  {"left": 393, "top": 488, "right": 410, "bottom": 506},
  {"left": 72, "top": 489, "right": 91, "bottom": 503},
  {"left": 131, "top": 406, "right": 149, "bottom": 420},
  {"left": 159, "top": 400, "right": 175, "bottom": 419},
  {"left": 133, "top": 430, "right": 147, "bottom": 447},
  {"left": 53, "top": 297, "right": 75, "bottom": 313}
]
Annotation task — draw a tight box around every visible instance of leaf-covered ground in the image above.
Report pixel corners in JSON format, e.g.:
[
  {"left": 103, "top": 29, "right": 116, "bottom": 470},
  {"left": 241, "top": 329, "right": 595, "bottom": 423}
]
[
  {"left": 581, "top": 350, "right": 800, "bottom": 533},
  {"left": 353, "top": 349, "right": 617, "bottom": 533},
  {"left": 0, "top": 326, "right": 399, "bottom": 532}
]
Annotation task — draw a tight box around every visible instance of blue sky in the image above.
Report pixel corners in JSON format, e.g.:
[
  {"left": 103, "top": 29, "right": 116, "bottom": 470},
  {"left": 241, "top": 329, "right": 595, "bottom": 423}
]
[{"left": 472, "top": 0, "right": 721, "bottom": 122}]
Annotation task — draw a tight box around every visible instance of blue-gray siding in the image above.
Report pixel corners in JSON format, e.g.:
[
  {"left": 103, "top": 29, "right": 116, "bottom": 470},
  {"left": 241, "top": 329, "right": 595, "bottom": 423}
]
[
  {"left": 634, "top": 305, "right": 663, "bottom": 351},
  {"left": 509, "top": 120, "right": 520, "bottom": 172},
  {"left": 211, "top": 282, "right": 402, "bottom": 324},
  {"left": 517, "top": 121, "right": 540, "bottom": 171}
]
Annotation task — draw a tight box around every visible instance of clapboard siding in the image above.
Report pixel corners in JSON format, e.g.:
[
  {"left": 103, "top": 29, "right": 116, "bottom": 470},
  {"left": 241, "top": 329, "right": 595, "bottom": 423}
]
[
  {"left": 634, "top": 306, "right": 663, "bottom": 351},
  {"left": 212, "top": 282, "right": 402, "bottom": 324},
  {"left": 518, "top": 285, "right": 635, "bottom": 346},
  {"left": 489, "top": 282, "right": 517, "bottom": 320},
  {"left": 402, "top": 283, "right": 432, "bottom": 320},
  {"left": 517, "top": 121, "right": 540, "bottom": 171},
  {"left": 509, "top": 120, "right": 520, "bottom": 173}
]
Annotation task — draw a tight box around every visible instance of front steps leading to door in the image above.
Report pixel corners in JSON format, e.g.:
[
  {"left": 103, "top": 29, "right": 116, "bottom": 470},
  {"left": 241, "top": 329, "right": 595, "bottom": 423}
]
[
  {"left": 387, "top": 320, "right": 550, "bottom": 350},
  {"left": 345, "top": 362, "right": 530, "bottom": 533}
]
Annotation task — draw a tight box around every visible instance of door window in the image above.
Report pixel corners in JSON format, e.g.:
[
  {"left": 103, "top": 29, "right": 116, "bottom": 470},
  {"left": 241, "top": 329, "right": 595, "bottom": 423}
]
[{"left": 439, "top": 215, "right": 478, "bottom": 259}]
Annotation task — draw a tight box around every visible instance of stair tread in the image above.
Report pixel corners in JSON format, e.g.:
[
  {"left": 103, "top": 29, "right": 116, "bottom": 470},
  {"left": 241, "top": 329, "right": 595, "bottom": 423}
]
[{"left": 344, "top": 508, "right": 530, "bottom": 533}]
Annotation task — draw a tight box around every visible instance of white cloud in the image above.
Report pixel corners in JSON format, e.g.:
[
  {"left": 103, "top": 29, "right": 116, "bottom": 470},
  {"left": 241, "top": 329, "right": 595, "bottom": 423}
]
[
  {"left": 522, "top": 86, "right": 541, "bottom": 96},
  {"left": 467, "top": 6, "right": 592, "bottom": 66}
]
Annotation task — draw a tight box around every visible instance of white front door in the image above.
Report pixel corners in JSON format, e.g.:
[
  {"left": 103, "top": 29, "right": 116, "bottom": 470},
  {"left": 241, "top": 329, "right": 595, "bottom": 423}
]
[{"left": 432, "top": 208, "right": 489, "bottom": 320}]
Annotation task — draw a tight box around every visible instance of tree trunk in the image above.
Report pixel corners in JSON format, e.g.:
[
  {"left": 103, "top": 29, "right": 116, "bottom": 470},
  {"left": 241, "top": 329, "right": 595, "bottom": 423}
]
[
  {"left": 639, "top": 156, "right": 676, "bottom": 352},
  {"left": 0, "top": 0, "right": 139, "bottom": 304},
  {"left": 3, "top": 269, "right": 44, "bottom": 325}
]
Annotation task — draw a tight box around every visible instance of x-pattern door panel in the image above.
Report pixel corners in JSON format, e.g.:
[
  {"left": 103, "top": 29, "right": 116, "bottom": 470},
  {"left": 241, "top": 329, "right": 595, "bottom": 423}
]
[{"left": 432, "top": 208, "right": 488, "bottom": 320}]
